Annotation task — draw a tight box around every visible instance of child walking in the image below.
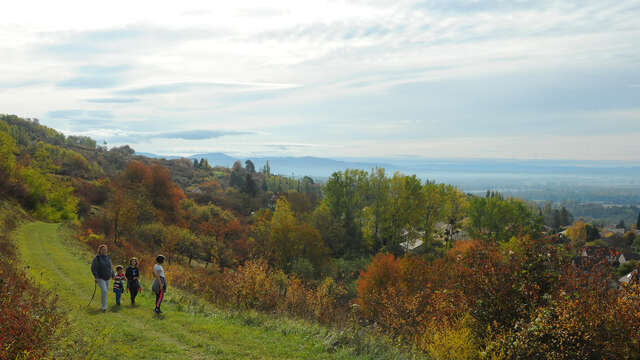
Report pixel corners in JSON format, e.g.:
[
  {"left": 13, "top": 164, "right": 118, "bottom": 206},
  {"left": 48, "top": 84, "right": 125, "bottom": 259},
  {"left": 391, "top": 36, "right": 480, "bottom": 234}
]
[
  {"left": 125, "top": 257, "right": 141, "bottom": 306},
  {"left": 152, "top": 255, "right": 167, "bottom": 314},
  {"left": 113, "top": 265, "right": 125, "bottom": 306}
]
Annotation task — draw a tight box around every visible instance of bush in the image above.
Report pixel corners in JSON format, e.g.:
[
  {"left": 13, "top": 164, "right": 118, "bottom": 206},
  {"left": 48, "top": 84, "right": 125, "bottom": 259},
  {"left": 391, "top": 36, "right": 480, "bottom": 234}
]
[
  {"left": 291, "top": 257, "right": 315, "bottom": 280},
  {"left": 225, "top": 260, "right": 287, "bottom": 311},
  {"left": 355, "top": 253, "right": 402, "bottom": 319},
  {"left": 0, "top": 209, "right": 66, "bottom": 359},
  {"left": 422, "top": 313, "right": 479, "bottom": 360}
]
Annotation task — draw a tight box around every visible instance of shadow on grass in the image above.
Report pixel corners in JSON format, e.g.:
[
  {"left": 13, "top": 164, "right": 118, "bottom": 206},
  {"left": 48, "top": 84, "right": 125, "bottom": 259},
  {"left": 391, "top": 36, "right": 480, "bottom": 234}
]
[{"left": 85, "top": 308, "right": 104, "bottom": 315}]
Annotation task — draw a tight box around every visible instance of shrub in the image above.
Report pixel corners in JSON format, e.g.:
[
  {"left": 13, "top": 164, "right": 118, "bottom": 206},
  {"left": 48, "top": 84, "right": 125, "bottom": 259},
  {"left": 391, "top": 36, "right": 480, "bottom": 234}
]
[
  {"left": 355, "top": 253, "right": 402, "bottom": 319},
  {"left": 279, "top": 277, "right": 309, "bottom": 317},
  {"left": 291, "top": 257, "right": 315, "bottom": 280},
  {"left": 225, "top": 260, "right": 287, "bottom": 311},
  {"left": 488, "top": 273, "right": 640, "bottom": 359},
  {"left": 422, "top": 313, "right": 479, "bottom": 360},
  {"left": 0, "top": 212, "right": 66, "bottom": 359},
  {"left": 308, "top": 277, "right": 346, "bottom": 324}
]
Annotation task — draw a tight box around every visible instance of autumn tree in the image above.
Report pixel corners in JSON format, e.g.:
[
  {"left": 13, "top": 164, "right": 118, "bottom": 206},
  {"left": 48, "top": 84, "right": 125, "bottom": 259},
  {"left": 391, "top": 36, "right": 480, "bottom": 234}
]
[
  {"left": 149, "top": 164, "right": 185, "bottom": 221},
  {"left": 251, "top": 198, "right": 327, "bottom": 273},
  {"left": 311, "top": 202, "right": 345, "bottom": 256},
  {"left": 566, "top": 220, "right": 587, "bottom": 248},
  {"left": 269, "top": 198, "right": 300, "bottom": 269}
]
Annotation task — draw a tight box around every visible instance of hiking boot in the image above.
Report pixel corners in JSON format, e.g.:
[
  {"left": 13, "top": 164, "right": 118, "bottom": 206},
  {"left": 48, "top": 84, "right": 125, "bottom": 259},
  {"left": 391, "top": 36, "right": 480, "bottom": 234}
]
[{"left": 154, "top": 307, "right": 162, "bottom": 314}]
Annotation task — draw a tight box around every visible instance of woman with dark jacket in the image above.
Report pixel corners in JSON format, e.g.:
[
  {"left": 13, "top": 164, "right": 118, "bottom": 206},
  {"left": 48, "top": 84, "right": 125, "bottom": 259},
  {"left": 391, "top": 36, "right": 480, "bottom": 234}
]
[
  {"left": 91, "top": 244, "right": 114, "bottom": 312},
  {"left": 125, "top": 257, "right": 141, "bottom": 306}
]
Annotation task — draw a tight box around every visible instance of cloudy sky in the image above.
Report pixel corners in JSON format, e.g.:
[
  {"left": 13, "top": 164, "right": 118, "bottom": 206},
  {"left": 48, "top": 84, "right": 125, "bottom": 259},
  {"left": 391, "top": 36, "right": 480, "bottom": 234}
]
[{"left": 1, "top": 0, "right": 639, "bottom": 160}]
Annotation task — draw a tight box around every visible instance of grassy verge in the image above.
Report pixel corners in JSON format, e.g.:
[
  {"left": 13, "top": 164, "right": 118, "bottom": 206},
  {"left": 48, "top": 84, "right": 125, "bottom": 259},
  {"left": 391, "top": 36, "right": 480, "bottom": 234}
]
[{"left": 14, "top": 222, "right": 424, "bottom": 359}]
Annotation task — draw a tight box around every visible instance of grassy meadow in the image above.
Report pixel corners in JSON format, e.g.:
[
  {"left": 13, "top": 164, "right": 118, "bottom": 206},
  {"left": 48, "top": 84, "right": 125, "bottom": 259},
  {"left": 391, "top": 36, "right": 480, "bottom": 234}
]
[{"left": 14, "top": 222, "right": 421, "bottom": 360}]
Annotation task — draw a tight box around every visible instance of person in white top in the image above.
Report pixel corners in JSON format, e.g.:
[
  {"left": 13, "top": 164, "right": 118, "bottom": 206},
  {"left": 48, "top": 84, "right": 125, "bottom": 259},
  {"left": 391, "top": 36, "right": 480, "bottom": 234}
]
[{"left": 152, "top": 255, "right": 166, "bottom": 314}]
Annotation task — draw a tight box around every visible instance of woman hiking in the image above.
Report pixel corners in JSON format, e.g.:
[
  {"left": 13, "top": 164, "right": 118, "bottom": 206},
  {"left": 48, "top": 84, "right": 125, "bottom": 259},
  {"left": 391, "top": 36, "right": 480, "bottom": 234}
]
[
  {"left": 152, "top": 255, "right": 167, "bottom": 314},
  {"left": 91, "top": 244, "right": 114, "bottom": 312},
  {"left": 125, "top": 257, "right": 141, "bottom": 306}
]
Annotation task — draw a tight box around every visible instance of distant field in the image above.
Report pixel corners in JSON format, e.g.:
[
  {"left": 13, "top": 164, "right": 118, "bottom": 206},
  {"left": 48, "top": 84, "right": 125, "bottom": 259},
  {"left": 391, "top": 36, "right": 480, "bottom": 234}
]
[{"left": 14, "top": 222, "right": 418, "bottom": 360}]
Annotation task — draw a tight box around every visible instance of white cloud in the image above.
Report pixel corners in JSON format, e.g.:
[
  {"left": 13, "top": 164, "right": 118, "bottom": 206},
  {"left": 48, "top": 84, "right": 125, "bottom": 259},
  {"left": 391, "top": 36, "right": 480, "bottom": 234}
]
[{"left": 1, "top": 0, "right": 640, "bottom": 160}]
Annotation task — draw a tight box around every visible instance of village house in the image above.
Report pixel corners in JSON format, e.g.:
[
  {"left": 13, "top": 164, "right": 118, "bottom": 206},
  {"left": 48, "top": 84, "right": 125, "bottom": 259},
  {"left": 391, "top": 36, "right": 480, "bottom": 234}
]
[
  {"left": 618, "top": 250, "right": 640, "bottom": 264},
  {"left": 619, "top": 269, "right": 640, "bottom": 285},
  {"left": 573, "top": 246, "right": 621, "bottom": 268}
]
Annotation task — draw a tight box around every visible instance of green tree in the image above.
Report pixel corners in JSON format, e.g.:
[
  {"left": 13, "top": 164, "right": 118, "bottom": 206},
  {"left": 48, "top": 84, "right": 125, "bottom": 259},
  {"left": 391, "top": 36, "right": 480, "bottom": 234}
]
[
  {"left": 560, "top": 207, "right": 572, "bottom": 227},
  {"left": 467, "top": 193, "right": 539, "bottom": 243},
  {"left": 385, "top": 173, "right": 425, "bottom": 254},
  {"left": 244, "top": 173, "right": 258, "bottom": 197},
  {"left": 0, "top": 120, "right": 18, "bottom": 177},
  {"left": 262, "top": 160, "right": 271, "bottom": 176},
  {"left": 323, "top": 169, "right": 369, "bottom": 255},
  {"left": 229, "top": 161, "right": 245, "bottom": 189},
  {"left": 440, "top": 185, "right": 469, "bottom": 246},
  {"left": 362, "top": 168, "right": 390, "bottom": 252},
  {"left": 245, "top": 160, "right": 256, "bottom": 173},
  {"left": 19, "top": 167, "right": 77, "bottom": 221},
  {"left": 418, "top": 181, "right": 446, "bottom": 254}
]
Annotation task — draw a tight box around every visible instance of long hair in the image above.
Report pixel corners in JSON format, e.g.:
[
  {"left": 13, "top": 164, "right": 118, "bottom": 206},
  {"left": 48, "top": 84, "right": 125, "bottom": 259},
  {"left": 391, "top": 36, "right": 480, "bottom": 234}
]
[{"left": 129, "top": 257, "right": 138, "bottom": 266}]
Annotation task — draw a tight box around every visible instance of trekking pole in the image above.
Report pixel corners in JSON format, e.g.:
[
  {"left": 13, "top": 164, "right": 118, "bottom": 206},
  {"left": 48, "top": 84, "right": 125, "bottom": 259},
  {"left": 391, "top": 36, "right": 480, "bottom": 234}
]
[{"left": 87, "top": 282, "right": 97, "bottom": 307}]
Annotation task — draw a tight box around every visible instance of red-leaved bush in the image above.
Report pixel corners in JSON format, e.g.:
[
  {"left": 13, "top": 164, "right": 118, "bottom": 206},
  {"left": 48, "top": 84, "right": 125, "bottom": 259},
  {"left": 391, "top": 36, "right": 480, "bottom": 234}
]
[
  {"left": 355, "top": 237, "right": 640, "bottom": 358},
  {"left": 0, "top": 222, "right": 66, "bottom": 359}
]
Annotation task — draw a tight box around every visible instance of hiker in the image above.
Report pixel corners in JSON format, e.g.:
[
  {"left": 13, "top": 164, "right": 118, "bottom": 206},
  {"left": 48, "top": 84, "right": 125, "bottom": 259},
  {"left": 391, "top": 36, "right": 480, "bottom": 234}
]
[
  {"left": 91, "top": 244, "right": 114, "bottom": 312},
  {"left": 125, "top": 257, "right": 141, "bottom": 306},
  {"left": 113, "top": 265, "right": 125, "bottom": 306},
  {"left": 152, "top": 255, "right": 167, "bottom": 314}
]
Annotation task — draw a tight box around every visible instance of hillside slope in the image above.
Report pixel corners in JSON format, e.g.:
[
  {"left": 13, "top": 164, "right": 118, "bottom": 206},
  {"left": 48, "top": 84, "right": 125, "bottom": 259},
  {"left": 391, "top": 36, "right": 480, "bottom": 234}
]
[{"left": 14, "top": 222, "right": 397, "bottom": 360}]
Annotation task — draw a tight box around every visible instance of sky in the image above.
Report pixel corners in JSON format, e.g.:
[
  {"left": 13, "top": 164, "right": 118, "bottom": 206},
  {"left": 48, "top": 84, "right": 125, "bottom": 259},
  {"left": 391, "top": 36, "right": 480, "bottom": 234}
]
[{"left": 1, "top": 0, "right": 639, "bottom": 160}]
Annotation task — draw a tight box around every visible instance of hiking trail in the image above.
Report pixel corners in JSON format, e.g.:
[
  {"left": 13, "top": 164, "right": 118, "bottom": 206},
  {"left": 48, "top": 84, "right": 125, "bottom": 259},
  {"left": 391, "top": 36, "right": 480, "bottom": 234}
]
[{"left": 15, "top": 222, "right": 352, "bottom": 359}]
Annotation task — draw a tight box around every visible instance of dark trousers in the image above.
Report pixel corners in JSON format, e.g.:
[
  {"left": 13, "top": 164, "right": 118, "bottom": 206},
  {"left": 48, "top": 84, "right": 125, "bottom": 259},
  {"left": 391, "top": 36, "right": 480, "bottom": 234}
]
[
  {"left": 155, "top": 288, "right": 165, "bottom": 310},
  {"left": 153, "top": 277, "right": 166, "bottom": 310},
  {"left": 129, "top": 285, "right": 139, "bottom": 304}
]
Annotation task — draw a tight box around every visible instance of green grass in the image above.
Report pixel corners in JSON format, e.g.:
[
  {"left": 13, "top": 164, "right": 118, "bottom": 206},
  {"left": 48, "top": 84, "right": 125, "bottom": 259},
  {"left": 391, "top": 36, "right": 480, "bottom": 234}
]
[{"left": 14, "top": 222, "right": 422, "bottom": 360}]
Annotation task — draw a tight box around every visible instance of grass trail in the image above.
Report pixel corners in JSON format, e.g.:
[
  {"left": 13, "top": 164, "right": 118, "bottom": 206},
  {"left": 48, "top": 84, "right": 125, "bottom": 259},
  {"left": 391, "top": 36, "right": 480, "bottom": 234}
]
[{"left": 14, "top": 222, "right": 364, "bottom": 360}]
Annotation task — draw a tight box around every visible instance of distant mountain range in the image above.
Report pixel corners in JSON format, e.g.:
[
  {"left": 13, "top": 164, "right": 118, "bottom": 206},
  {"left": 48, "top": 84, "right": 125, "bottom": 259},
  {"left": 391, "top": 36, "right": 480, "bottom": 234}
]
[
  {"left": 188, "top": 153, "right": 399, "bottom": 177},
  {"left": 136, "top": 151, "right": 640, "bottom": 188},
  {"left": 137, "top": 151, "right": 400, "bottom": 177}
]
